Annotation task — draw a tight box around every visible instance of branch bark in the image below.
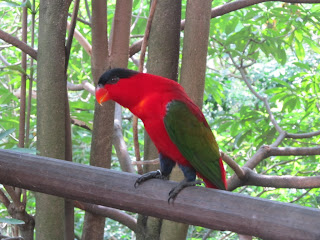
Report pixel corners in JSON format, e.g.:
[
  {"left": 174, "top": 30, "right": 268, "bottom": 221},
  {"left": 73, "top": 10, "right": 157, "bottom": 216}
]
[
  {"left": 227, "top": 145, "right": 320, "bottom": 190},
  {"left": 82, "top": 0, "right": 111, "bottom": 238},
  {"left": 242, "top": 167, "right": 320, "bottom": 188},
  {"left": 36, "top": 1, "right": 69, "bottom": 238},
  {"left": 0, "top": 150, "right": 320, "bottom": 240},
  {"left": 0, "top": 29, "right": 37, "bottom": 60},
  {"left": 74, "top": 201, "right": 137, "bottom": 232}
]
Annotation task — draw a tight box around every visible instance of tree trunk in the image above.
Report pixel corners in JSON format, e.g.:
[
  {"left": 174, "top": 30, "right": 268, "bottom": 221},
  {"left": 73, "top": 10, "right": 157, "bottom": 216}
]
[
  {"left": 180, "top": 0, "right": 212, "bottom": 108},
  {"left": 36, "top": 0, "right": 69, "bottom": 239},
  {"left": 178, "top": 0, "right": 212, "bottom": 239},
  {"left": 110, "top": 0, "right": 133, "bottom": 172},
  {"left": 82, "top": 0, "right": 133, "bottom": 239},
  {"left": 81, "top": 1, "right": 109, "bottom": 239},
  {"left": 137, "top": 0, "right": 182, "bottom": 240}
]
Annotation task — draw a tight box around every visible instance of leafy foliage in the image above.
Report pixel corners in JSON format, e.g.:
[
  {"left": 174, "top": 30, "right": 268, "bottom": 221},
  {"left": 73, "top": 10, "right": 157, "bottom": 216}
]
[{"left": 0, "top": 0, "right": 320, "bottom": 239}]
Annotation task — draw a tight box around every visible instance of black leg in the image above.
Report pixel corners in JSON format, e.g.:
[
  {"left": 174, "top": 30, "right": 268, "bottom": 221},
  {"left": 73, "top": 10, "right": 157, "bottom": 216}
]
[
  {"left": 159, "top": 153, "right": 176, "bottom": 177},
  {"left": 134, "top": 153, "right": 176, "bottom": 187},
  {"left": 168, "top": 164, "right": 203, "bottom": 202}
]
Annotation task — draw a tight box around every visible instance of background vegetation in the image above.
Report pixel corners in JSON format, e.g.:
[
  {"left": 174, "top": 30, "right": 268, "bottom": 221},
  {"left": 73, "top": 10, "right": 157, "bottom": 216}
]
[{"left": 0, "top": 0, "right": 319, "bottom": 239}]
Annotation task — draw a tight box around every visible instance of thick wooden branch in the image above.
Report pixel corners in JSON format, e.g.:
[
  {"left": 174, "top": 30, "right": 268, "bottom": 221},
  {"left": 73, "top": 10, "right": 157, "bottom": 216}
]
[{"left": 0, "top": 150, "right": 320, "bottom": 239}]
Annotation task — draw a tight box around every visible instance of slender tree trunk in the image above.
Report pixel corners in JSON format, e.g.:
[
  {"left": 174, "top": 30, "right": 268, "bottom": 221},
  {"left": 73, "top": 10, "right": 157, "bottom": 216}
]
[
  {"left": 36, "top": 0, "right": 69, "bottom": 239},
  {"left": 82, "top": 0, "right": 132, "bottom": 239},
  {"left": 110, "top": 0, "right": 133, "bottom": 173},
  {"left": 154, "top": 0, "right": 188, "bottom": 239},
  {"left": 137, "top": 1, "right": 182, "bottom": 240},
  {"left": 178, "top": 1, "right": 212, "bottom": 239},
  {"left": 81, "top": 1, "right": 109, "bottom": 239},
  {"left": 180, "top": 0, "right": 212, "bottom": 108}
]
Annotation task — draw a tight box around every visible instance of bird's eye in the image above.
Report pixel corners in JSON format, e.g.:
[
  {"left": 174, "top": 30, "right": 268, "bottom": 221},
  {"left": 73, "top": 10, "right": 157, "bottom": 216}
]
[{"left": 110, "top": 76, "right": 119, "bottom": 84}]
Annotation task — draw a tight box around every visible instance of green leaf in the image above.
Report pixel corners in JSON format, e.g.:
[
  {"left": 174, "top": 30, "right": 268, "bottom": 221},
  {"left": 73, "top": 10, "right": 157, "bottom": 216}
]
[
  {"left": 234, "top": 131, "right": 246, "bottom": 148},
  {"left": 304, "top": 38, "right": 320, "bottom": 54},
  {"left": 295, "top": 40, "right": 305, "bottom": 60},
  {"left": 277, "top": 45, "right": 287, "bottom": 65},
  {"left": 219, "top": 120, "right": 233, "bottom": 132},
  {"left": 282, "top": 95, "right": 297, "bottom": 112},
  {"left": 225, "top": 17, "right": 239, "bottom": 36},
  {"left": 0, "top": 1, "right": 21, "bottom": 7},
  {"left": 0, "top": 217, "right": 24, "bottom": 225},
  {"left": 21, "top": 0, "right": 32, "bottom": 9},
  {"left": 10, "top": 147, "right": 37, "bottom": 154},
  {"left": 4, "top": 65, "right": 27, "bottom": 75},
  {"left": 294, "top": 29, "right": 303, "bottom": 42},
  {"left": 292, "top": 62, "right": 311, "bottom": 70},
  {"left": 310, "top": 4, "right": 320, "bottom": 13},
  {"left": 230, "top": 122, "right": 240, "bottom": 136},
  {"left": 0, "top": 128, "right": 15, "bottom": 140},
  {"left": 0, "top": 0, "right": 31, "bottom": 9},
  {"left": 272, "top": 78, "right": 292, "bottom": 89}
]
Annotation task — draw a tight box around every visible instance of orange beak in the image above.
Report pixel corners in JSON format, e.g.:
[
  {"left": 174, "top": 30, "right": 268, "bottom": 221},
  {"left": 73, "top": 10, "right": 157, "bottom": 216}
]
[{"left": 95, "top": 86, "right": 110, "bottom": 105}]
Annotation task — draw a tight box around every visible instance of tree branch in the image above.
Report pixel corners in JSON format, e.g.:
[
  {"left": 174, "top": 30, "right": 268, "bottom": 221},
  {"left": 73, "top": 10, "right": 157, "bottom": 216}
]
[
  {"left": 3, "top": 185, "right": 23, "bottom": 209},
  {"left": 227, "top": 145, "right": 320, "bottom": 190},
  {"left": 221, "top": 152, "right": 246, "bottom": 180},
  {"left": 290, "top": 189, "right": 312, "bottom": 203},
  {"left": 67, "top": 80, "right": 95, "bottom": 94},
  {"left": 67, "top": 22, "right": 92, "bottom": 56},
  {"left": 1, "top": 149, "right": 320, "bottom": 240},
  {"left": 65, "top": 0, "right": 80, "bottom": 69},
  {"left": 266, "top": 146, "right": 320, "bottom": 156},
  {"left": 286, "top": 130, "right": 320, "bottom": 139},
  {"left": 132, "top": 158, "right": 160, "bottom": 165},
  {"left": 113, "top": 104, "right": 135, "bottom": 173},
  {"left": 238, "top": 68, "right": 284, "bottom": 133},
  {"left": 74, "top": 201, "right": 137, "bottom": 232},
  {"left": 0, "top": 29, "right": 37, "bottom": 60},
  {"left": 0, "top": 189, "right": 10, "bottom": 208},
  {"left": 132, "top": 0, "right": 159, "bottom": 172},
  {"left": 242, "top": 167, "right": 320, "bottom": 188}
]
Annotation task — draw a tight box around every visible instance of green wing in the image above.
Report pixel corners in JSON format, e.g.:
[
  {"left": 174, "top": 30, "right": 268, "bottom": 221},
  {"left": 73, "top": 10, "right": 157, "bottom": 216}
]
[{"left": 164, "top": 100, "right": 225, "bottom": 190}]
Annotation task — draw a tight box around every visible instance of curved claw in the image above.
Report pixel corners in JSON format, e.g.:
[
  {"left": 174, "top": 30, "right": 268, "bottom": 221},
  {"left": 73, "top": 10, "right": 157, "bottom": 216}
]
[
  {"left": 134, "top": 170, "right": 162, "bottom": 188},
  {"left": 168, "top": 179, "right": 203, "bottom": 203}
]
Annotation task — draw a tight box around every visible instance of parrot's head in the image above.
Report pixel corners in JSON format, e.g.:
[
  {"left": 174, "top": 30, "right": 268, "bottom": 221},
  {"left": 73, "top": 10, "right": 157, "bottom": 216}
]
[
  {"left": 96, "top": 68, "right": 185, "bottom": 114},
  {"left": 95, "top": 68, "right": 139, "bottom": 106}
]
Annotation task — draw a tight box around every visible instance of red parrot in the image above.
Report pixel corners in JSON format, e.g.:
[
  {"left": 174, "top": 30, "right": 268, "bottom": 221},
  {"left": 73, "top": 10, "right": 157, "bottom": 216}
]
[{"left": 96, "top": 68, "right": 227, "bottom": 200}]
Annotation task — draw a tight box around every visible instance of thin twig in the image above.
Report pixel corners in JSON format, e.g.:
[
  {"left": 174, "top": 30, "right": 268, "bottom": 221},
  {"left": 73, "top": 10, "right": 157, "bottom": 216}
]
[
  {"left": 67, "top": 22, "right": 92, "bottom": 56},
  {"left": 18, "top": 5, "right": 28, "bottom": 148},
  {"left": 65, "top": 0, "right": 80, "bottom": 70},
  {"left": 138, "top": 0, "right": 158, "bottom": 72},
  {"left": 132, "top": 158, "right": 160, "bottom": 165},
  {"left": 290, "top": 189, "right": 312, "bottom": 203},
  {"left": 25, "top": 0, "right": 36, "bottom": 147},
  {"left": 130, "top": 0, "right": 144, "bottom": 32}
]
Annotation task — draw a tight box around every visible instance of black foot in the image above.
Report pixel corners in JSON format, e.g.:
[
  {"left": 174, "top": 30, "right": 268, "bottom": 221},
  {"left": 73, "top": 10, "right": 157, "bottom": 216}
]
[
  {"left": 168, "top": 179, "right": 203, "bottom": 203},
  {"left": 134, "top": 170, "right": 167, "bottom": 188}
]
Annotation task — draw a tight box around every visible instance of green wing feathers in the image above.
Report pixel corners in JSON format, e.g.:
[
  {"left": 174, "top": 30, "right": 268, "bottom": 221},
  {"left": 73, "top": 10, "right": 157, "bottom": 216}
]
[{"left": 164, "top": 100, "right": 226, "bottom": 190}]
